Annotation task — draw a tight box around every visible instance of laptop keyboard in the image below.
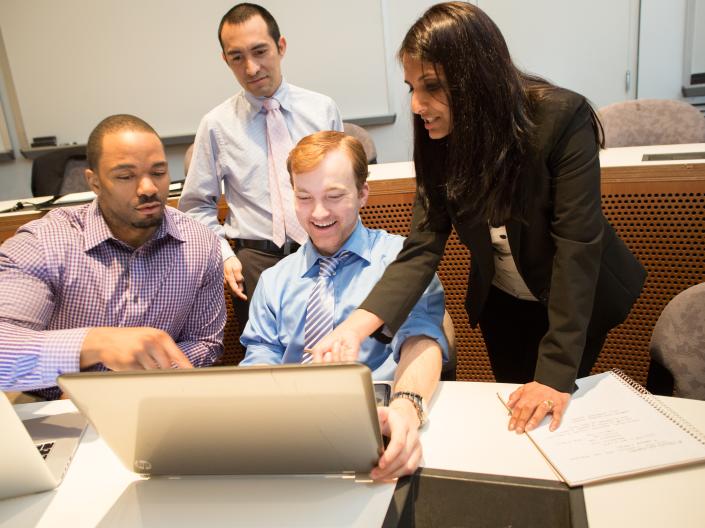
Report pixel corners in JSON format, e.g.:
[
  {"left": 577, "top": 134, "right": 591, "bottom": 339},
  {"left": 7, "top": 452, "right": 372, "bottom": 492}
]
[{"left": 35, "top": 442, "right": 55, "bottom": 459}]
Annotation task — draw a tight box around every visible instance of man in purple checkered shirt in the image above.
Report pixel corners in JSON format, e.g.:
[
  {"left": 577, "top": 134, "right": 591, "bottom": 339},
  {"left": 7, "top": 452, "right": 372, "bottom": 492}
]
[{"left": 0, "top": 115, "right": 226, "bottom": 399}]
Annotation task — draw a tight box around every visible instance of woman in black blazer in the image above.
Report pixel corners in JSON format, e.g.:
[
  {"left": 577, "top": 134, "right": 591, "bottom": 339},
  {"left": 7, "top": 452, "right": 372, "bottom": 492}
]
[{"left": 313, "top": 2, "right": 645, "bottom": 432}]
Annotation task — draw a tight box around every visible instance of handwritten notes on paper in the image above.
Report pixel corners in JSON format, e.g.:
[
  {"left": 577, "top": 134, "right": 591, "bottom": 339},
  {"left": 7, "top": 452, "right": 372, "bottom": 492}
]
[{"left": 504, "top": 371, "right": 705, "bottom": 486}]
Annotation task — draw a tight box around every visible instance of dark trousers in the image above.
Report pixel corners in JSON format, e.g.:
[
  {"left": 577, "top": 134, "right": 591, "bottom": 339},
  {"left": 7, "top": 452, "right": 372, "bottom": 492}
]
[
  {"left": 478, "top": 286, "right": 606, "bottom": 384},
  {"left": 231, "top": 247, "right": 286, "bottom": 329}
]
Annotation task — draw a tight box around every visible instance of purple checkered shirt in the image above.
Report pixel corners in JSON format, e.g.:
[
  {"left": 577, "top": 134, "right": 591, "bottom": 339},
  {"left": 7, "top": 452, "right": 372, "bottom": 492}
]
[{"left": 0, "top": 201, "right": 225, "bottom": 398}]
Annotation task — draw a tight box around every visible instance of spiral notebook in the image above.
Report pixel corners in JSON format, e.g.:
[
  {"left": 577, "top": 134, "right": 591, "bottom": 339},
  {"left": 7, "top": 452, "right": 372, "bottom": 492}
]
[{"left": 500, "top": 369, "right": 705, "bottom": 487}]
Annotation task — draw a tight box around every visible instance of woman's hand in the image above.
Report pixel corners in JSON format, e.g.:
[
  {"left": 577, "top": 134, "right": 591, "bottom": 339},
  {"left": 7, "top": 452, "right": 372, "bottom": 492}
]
[
  {"left": 506, "top": 381, "right": 570, "bottom": 433},
  {"left": 309, "top": 326, "right": 363, "bottom": 363},
  {"left": 309, "top": 309, "right": 384, "bottom": 362}
]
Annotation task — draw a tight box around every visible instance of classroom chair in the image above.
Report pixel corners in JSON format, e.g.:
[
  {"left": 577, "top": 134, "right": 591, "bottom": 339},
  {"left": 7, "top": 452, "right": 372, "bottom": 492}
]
[
  {"left": 599, "top": 99, "right": 705, "bottom": 148},
  {"left": 343, "top": 122, "right": 377, "bottom": 164},
  {"left": 31, "top": 146, "right": 89, "bottom": 197},
  {"left": 646, "top": 282, "right": 705, "bottom": 400}
]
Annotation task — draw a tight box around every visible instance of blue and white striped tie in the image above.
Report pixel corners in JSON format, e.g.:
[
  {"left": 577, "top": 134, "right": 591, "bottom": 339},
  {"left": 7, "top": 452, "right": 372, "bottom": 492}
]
[{"left": 302, "top": 251, "right": 351, "bottom": 362}]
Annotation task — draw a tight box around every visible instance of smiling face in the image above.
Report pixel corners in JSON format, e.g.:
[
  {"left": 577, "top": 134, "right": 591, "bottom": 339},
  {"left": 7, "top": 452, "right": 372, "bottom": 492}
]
[
  {"left": 220, "top": 15, "right": 286, "bottom": 98},
  {"left": 292, "top": 149, "right": 369, "bottom": 256},
  {"left": 403, "top": 55, "right": 452, "bottom": 139},
  {"left": 85, "top": 129, "right": 169, "bottom": 248}
]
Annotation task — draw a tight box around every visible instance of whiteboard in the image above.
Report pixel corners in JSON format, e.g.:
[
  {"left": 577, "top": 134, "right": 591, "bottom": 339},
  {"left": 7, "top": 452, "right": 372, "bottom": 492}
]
[
  {"left": 0, "top": 0, "right": 389, "bottom": 146},
  {"left": 478, "top": 0, "right": 640, "bottom": 108}
]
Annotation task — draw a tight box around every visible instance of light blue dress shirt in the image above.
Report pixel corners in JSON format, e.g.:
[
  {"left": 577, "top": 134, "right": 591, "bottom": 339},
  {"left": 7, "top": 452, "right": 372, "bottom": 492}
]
[
  {"left": 178, "top": 80, "right": 343, "bottom": 260},
  {"left": 240, "top": 220, "right": 448, "bottom": 380}
]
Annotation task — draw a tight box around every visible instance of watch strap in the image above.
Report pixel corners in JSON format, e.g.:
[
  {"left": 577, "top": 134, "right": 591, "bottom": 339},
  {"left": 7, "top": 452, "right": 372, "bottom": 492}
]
[{"left": 390, "top": 391, "right": 426, "bottom": 428}]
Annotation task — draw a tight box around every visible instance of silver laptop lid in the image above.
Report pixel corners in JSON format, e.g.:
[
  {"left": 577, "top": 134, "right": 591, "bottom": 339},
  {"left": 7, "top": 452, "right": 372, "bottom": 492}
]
[
  {"left": 0, "top": 392, "right": 86, "bottom": 499},
  {"left": 58, "top": 363, "right": 383, "bottom": 477}
]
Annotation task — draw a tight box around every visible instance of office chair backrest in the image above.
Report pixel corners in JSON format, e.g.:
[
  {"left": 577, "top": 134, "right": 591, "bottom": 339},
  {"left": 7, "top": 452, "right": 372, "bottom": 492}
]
[
  {"left": 59, "top": 158, "right": 91, "bottom": 195},
  {"left": 343, "top": 122, "right": 377, "bottom": 164},
  {"left": 599, "top": 99, "right": 705, "bottom": 148},
  {"left": 649, "top": 282, "right": 705, "bottom": 400},
  {"left": 31, "top": 146, "right": 89, "bottom": 197}
]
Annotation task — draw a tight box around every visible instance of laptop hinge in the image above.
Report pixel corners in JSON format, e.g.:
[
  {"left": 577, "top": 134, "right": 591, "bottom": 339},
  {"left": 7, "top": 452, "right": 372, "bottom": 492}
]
[{"left": 342, "top": 471, "right": 373, "bottom": 483}]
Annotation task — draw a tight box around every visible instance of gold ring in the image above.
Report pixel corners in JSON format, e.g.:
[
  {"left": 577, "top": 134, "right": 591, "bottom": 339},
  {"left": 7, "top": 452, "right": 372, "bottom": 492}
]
[{"left": 543, "top": 399, "right": 554, "bottom": 411}]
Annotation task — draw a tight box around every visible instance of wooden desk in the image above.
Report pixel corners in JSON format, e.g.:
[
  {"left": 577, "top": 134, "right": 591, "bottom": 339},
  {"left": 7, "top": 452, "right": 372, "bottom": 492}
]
[{"left": 2, "top": 381, "right": 704, "bottom": 527}]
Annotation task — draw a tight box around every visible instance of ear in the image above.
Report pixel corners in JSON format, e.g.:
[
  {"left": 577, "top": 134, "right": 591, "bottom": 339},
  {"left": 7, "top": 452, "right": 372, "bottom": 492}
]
[
  {"left": 85, "top": 168, "right": 101, "bottom": 195},
  {"left": 277, "top": 36, "right": 287, "bottom": 57},
  {"left": 221, "top": 51, "right": 228, "bottom": 66},
  {"left": 358, "top": 182, "right": 369, "bottom": 208}
]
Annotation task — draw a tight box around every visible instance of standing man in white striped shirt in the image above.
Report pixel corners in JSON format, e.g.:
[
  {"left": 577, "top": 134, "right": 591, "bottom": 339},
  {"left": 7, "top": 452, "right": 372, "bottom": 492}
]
[{"left": 178, "top": 3, "right": 343, "bottom": 327}]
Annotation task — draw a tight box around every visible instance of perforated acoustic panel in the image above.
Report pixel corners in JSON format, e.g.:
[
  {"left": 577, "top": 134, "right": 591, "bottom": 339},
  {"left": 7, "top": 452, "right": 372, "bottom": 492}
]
[
  {"left": 219, "top": 239, "right": 246, "bottom": 367},
  {"left": 362, "top": 185, "right": 492, "bottom": 382},
  {"left": 361, "top": 167, "right": 705, "bottom": 385},
  {"left": 219, "top": 290, "right": 246, "bottom": 366},
  {"left": 596, "top": 165, "right": 705, "bottom": 385},
  {"left": 218, "top": 165, "right": 705, "bottom": 387}
]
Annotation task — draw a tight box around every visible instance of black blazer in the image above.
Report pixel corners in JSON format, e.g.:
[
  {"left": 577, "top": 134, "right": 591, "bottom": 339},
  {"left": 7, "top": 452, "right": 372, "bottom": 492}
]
[{"left": 361, "top": 88, "right": 646, "bottom": 393}]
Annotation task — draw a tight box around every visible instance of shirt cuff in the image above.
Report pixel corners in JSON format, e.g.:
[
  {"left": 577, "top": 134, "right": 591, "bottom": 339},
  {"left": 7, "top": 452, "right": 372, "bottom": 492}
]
[
  {"left": 41, "top": 327, "right": 89, "bottom": 386},
  {"left": 220, "top": 237, "right": 235, "bottom": 261}
]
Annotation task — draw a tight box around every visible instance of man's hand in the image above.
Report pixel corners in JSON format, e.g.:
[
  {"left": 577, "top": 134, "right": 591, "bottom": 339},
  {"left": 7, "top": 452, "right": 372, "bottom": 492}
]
[
  {"left": 369, "top": 403, "right": 422, "bottom": 481},
  {"left": 80, "top": 327, "right": 193, "bottom": 371},
  {"left": 224, "top": 255, "right": 246, "bottom": 300},
  {"left": 507, "top": 381, "right": 570, "bottom": 433}
]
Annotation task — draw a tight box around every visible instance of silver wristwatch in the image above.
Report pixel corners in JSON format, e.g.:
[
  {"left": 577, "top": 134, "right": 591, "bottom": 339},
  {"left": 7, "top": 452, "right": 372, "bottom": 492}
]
[{"left": 390, "top": 391, "right": 426, "bottom": 428}]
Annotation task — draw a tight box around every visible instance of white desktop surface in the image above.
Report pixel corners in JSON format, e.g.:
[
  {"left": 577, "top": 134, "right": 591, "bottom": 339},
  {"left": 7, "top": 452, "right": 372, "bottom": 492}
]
[
  {"left": 582, "top": 395, "right": 705, "bottom": 527},
  {"left": 3, "top": 382, "right": 705, "bottom": 527},
  {"left": 2, "top": 145, "right": 704, "bottom": 217},
  {"left": 363, "top": 144, "right": 705, "bottom": 181},
  {"left": 599, "top": 142, "right": 705, "bottom": 167},
  {"left": 1, "top": 399, "right": 395, "bottom": 528},
  {"left": 422, "top": 381, "right": 559, "bottom": 481},
  {"left": 367, "top": 161, "right": 414, "bottom": 181},
  {"left": 0, "top": 196, "right": 54, "bottom": 217}
]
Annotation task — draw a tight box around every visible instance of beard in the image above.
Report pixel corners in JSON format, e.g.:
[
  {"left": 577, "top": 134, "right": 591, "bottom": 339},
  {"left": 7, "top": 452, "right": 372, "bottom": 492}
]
[
  {"left": 131, "top": 193, "right": 165, "bottom": 228},
  {"left": 131, "top": 214, "right": 163, "bottom": 229}
]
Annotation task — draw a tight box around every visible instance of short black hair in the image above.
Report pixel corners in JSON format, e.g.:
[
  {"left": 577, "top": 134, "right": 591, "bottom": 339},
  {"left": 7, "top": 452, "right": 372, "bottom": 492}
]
[
  {"left": 218, "top": 3, "right": 281, "bottom": 51},
  {"left": 86, "top": 114, "right": 159, "bottom": 171}
]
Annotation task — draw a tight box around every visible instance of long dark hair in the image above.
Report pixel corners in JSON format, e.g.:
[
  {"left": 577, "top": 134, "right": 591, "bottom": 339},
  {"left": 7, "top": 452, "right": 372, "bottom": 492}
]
[{"left": 400, "top": 2, "right": 601, "bottom": 228}]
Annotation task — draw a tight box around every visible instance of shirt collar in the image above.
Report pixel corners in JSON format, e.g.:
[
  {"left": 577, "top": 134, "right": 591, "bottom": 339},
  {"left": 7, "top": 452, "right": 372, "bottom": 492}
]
[
  {"left": 243, "top": 79, "right": 291, "bottom": 115},
  {"left": 83, "top": 200, "right": 184, "bottom": 252},
  {"left": 301, "top": 218, "right": 371, "bottom": 277}
]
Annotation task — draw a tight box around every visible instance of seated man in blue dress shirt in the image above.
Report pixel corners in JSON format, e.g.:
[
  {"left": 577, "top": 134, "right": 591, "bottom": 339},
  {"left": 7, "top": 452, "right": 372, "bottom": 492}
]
[
  {"left": 241, "top": 131, "right": 448, "bottom": 480},
  {"left": 0, "top": 115, "right": 225, "bottom": 398}
]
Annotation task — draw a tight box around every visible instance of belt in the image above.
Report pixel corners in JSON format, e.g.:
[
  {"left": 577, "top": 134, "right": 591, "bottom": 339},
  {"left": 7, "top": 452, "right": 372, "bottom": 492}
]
[{"left": 233, "top": 238, "right": 301, "bottom": 256}]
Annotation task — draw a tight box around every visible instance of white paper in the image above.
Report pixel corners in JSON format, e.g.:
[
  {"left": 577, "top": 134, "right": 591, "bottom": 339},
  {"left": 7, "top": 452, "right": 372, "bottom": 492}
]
[{"left": 506, "top": 371, "right": 705, "bottom": 486}]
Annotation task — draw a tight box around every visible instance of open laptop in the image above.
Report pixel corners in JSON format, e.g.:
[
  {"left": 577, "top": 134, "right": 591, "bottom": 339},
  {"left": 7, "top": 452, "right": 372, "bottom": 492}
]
[
  {"left": 0, "top": 392, "right": 87, "bottom": 499},
  {"left": 57, "top": 363, "right": 384, "bottom": 478}
]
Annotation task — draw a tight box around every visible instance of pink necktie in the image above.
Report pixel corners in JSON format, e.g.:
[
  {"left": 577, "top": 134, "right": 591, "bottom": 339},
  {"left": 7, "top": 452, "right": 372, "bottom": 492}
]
[{"left": 263, "top": 98, "right": 307, "bottom": 247}]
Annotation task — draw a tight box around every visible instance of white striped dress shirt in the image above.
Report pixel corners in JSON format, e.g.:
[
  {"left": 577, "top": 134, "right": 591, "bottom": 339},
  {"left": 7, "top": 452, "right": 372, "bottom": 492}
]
[{"left": 178, "top": 80, "right": 343, "bottom": 260}]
